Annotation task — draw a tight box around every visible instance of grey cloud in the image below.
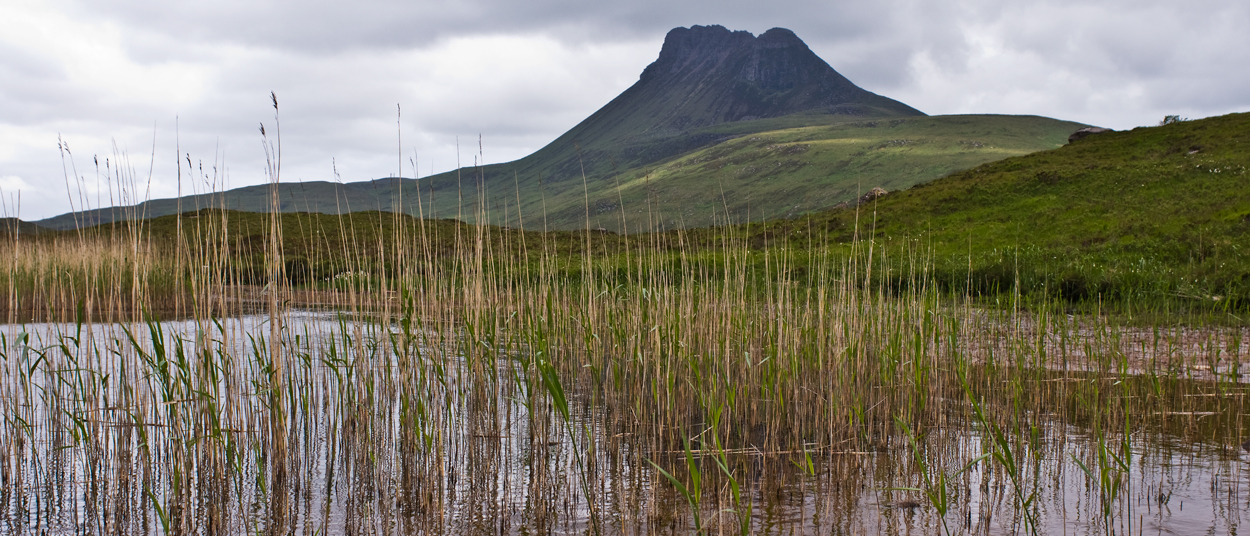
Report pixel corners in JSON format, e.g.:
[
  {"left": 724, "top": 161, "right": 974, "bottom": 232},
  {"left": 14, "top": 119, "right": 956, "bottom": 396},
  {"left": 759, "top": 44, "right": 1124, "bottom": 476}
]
[{"left": 79, "top": 0, "right": 889, "bottom": 52}]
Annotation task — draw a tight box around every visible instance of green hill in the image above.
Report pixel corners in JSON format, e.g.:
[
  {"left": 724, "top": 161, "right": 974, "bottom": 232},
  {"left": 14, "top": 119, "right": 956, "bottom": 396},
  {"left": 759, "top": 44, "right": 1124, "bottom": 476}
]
[
  {"left": 571, "top": 113, "right": 1084, "bottom": 231},
  {"left": 762, "top": 111, "right": 1250, "bottom": 308}
]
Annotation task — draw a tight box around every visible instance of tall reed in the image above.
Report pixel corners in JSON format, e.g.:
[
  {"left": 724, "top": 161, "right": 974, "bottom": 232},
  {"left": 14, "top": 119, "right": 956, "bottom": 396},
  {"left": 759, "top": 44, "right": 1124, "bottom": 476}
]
[{"left": 1, "top": 145, "right": 1246, "bottom": 534}]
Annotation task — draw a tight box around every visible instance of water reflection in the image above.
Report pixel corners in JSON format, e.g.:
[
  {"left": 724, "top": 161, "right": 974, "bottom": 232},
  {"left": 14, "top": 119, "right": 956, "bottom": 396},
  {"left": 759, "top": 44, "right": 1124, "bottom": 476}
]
[{"left": 0, "top": 312, "right": 1247, "bottom": 534}]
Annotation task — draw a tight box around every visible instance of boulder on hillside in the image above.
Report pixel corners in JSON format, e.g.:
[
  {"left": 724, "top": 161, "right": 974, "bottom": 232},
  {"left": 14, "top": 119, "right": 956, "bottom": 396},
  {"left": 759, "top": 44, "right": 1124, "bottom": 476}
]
[
  {"left": 859, "top": 187, "right": 889, "bottom": 204},
  {"left": 1068, "top": 127, "right": 1112, "bottom": 143}
]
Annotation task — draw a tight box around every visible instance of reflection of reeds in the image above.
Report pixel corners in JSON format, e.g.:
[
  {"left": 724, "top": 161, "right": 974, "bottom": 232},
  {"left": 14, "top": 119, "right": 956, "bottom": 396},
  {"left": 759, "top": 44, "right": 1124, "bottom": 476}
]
[{"left": 1, "top": 147, "right": 1248, "bottom": 534}]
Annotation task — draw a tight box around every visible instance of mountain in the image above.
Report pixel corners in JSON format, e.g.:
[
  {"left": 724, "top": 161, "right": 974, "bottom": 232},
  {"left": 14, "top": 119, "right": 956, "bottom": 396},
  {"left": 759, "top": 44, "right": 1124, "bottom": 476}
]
[
  {"left": 36, "top": 25, "right": 1080, "bottom": 232},
  {"left": 549, "top": 25, "right": 922, "bottom": 146}
]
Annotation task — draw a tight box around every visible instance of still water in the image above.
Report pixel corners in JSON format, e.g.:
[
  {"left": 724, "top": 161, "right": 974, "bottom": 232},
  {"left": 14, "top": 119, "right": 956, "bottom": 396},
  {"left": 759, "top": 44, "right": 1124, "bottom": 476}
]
[{"left": 0, "top": 312, "right": 1246, "bottom": 534}]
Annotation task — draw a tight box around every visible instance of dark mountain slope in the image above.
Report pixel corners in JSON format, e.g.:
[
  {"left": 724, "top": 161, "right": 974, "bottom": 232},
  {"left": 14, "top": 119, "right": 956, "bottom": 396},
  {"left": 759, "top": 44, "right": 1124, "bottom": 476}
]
[
  {"left": 566, "top": 25, "right": 921, "bottom": 140},
  {"left": 461, "top": 24, "right": 924, "bottom": 200}
]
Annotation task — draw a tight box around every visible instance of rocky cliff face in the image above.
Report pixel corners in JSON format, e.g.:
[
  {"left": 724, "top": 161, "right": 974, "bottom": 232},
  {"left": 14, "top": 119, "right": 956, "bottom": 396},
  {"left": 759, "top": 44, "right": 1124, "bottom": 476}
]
[{"left": 621, "top": 25, "right": 923, "bottom": 133}]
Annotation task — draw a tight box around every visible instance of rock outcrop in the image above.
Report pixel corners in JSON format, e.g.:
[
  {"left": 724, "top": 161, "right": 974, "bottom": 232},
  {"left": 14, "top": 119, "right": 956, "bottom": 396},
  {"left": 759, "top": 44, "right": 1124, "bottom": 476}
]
[
  {"left": 859, "top": 187, "right": 889, "bottom": 204},
  {"left": 1068, "top": 127, "right": 1112, "bottom": 143}
]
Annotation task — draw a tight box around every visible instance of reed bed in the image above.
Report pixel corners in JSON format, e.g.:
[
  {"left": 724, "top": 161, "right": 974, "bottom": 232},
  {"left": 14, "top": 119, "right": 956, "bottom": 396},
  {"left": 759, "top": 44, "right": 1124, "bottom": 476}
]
[{"left": 1, "top": 176, "right": 1248, "bottom": 534}]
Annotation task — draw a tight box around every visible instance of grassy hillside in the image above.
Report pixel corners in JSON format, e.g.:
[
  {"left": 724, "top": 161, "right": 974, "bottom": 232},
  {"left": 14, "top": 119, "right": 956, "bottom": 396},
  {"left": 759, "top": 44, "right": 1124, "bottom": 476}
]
[
  {"left": 572, "top": 114, "right": 1085, "bottom": 231},
  {"left": 752, "top": 111, "right": 1250, "bottom": 311},
  {"left": 413, "top": 113, "right": 1084, "bottom": 233}
]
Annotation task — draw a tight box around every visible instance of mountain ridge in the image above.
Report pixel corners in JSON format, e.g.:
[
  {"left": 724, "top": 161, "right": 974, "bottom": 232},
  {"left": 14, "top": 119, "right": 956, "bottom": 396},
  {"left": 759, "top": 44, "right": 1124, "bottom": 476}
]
[{"left": 36, "top": 25, "right": 1079, "bottom": 232}]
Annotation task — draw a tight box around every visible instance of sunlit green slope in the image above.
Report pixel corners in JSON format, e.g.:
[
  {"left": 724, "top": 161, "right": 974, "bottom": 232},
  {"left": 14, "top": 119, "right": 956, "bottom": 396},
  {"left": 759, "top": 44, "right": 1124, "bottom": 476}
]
[
  {"left": 572, "top": 114, "right": 1085, "bottom": 231},
  {"left": 766, "top": 111, "right": 1250, "bottom": 306}
]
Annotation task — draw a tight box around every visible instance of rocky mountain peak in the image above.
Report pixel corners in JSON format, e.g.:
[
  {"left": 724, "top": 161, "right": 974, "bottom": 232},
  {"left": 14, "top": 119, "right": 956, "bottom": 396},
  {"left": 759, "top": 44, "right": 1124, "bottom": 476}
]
[
  {"left": 644, "top": 25, "right": 808, "bottom": 81},
  {"left": 756, "top": 27, "right": 804, "bottom": 47},
  {"left": 630, "top": 25, "right": 922, "bottom": 131},
  {"left": 643, "top": 25, "right": 751, "bottom": 77}
]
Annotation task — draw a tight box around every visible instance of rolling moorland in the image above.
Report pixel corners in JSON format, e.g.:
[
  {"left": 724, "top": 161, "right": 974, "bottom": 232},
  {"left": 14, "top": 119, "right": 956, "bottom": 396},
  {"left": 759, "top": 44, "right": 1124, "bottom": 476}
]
[{"left": 14, "top": 110, "right": 1247, "bottom": 318}]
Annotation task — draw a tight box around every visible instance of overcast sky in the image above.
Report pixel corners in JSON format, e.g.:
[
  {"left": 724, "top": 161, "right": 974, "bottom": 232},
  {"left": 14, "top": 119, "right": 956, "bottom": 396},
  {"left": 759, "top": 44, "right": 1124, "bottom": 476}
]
[{"left": 2, "top": 0, "right": 1247, "bottom": 220}]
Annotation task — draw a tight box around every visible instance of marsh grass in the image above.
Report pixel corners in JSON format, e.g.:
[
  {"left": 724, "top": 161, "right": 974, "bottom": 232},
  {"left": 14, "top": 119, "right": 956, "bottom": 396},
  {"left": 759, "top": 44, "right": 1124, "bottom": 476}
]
[{"left": 2, "top": 135, "right": 1249, "bottom": 534}]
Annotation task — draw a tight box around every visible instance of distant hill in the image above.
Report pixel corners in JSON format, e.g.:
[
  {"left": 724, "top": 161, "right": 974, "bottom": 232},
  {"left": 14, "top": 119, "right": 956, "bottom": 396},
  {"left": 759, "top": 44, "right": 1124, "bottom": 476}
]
[
  {"left": 35, "top": 179, "right": 413, "bottom": 230},
  {"left": 0, "top": 217, "right": 49, "bottom": 236},
  {"left": 37, "top": 25, "right": 1081, "bottom": 232}
]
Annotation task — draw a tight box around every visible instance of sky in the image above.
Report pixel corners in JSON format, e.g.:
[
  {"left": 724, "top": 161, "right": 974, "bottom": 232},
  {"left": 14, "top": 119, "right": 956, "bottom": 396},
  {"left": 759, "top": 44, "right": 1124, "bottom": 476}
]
[{"left": 2, "top": 0, "right": 1247, "bottom": 220}]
